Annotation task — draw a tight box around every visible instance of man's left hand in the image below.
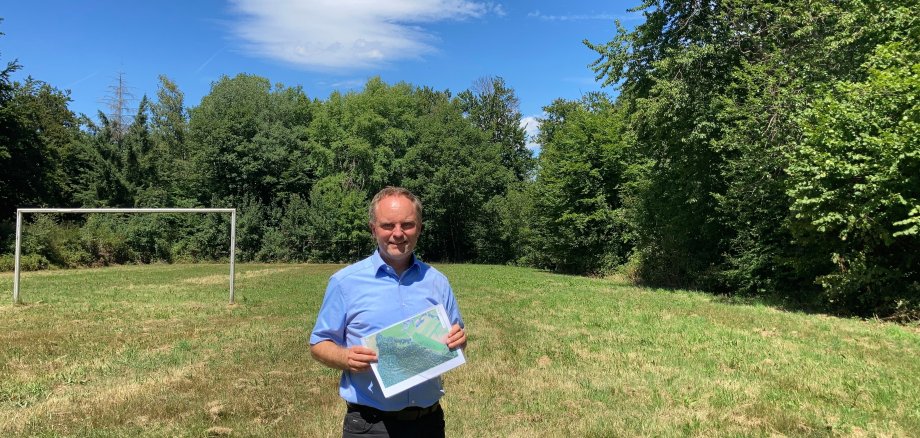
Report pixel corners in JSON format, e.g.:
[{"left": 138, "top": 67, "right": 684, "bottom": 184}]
[{"left": 445, "top": 324, "right": 467, "bottom": 350}]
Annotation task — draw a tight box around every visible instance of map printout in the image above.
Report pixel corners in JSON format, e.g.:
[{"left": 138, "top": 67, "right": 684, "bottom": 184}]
[{"left": 362, "top": 304, "right": 466, "bottom": 398}]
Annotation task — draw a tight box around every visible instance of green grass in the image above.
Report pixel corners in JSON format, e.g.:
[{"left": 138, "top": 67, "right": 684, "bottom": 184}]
[{"left": 1, "top": 264, "right": 919, "bottom": 437}]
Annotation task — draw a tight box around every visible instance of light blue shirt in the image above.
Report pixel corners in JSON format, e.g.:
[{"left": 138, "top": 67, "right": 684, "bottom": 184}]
[{"left": 310, "top": 251, "right": 464, "bottom": 411}]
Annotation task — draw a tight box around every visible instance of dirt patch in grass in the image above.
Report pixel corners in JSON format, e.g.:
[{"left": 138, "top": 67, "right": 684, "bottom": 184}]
[
  {"left": 101, "top": 283, "right": 176, "bottom": 293},
  {"left": 183, "top": 267, "right": 299, "bottom": 285}
]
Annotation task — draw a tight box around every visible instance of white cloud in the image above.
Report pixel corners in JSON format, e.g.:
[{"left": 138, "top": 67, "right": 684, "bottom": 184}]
[
  {"left": 527, "top": 10, "right": 637, "bottom": 22},
  {"left": 487, "top": 3, "right": 507, "bottom": 17},
  {"left": 520, "top": 115, "right": 542, "bottom": 154},
  {"left": 322, "top": 78, "right": 367, "bottom": 89},
  {"left": 228, "top": 0, "right": 497, "bottom": 71}
]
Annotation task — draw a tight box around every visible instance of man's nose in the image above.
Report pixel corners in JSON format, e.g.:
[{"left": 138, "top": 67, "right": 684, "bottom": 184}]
[{"left": 392, "top": 226, "right": 405, "bottom": 238}]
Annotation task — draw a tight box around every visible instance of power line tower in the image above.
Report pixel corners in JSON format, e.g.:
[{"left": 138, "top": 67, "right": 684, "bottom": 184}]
[{"left": 101, "top": 71, "right": 136, "bottom": 141}]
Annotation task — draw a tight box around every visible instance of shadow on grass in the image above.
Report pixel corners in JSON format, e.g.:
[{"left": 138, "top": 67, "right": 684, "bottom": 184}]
[
  {"left": 629, "top": 278, "right": 920, "bottom": 326},
  {"left": 530, "top": 265, "right": 824, "bottom": 315}
]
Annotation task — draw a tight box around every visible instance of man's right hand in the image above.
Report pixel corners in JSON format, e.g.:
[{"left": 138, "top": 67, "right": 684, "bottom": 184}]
[
  {"left": 343, "top": 346, "right": 378, "bottom": 372},
  {"left": 311, "top": 340, "right": 377, "bottom": 372}
]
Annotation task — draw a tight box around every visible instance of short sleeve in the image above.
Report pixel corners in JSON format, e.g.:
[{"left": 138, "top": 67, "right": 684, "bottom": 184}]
[
  {"left": 310, "top": 276, "right": 347, "bottom": 346},
  {"left": 441, "top": 279, "right": 464, "bottom": 329}
]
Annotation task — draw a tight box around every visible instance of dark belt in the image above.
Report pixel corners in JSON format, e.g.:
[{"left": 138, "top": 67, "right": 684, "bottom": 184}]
[{"left": 346, "top": 402, "right": 441, "bottom": 421}]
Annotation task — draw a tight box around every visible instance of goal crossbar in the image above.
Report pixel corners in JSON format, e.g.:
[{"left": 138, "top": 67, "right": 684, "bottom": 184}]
[{"left": 12, "top": 208, "right": 237, "bottom": 304}]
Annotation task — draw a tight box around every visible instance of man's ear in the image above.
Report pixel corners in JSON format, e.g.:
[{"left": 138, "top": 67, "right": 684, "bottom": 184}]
[{"left": 368, "top": 222, "right": 375, "bottom": 235}]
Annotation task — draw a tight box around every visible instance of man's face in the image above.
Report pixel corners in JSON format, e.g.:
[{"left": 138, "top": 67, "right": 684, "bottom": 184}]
[{"left": 370, "top": 195, "right": 420, "bottom": 267}]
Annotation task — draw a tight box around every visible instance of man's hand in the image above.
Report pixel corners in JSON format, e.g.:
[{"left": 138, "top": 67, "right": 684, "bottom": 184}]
[
  {"left": 311, "top": 341, "right": 377, "bottom": 372},
  {"left": 445, "top": 324, "right": 467, "bottom": 350},
  {"left": 343, "top": 346, "right": 378, "bottom": 372}
]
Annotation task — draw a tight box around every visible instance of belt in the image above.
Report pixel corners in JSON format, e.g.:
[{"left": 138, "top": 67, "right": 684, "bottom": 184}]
[{"left": 346, "top": 402, "right": 441, "bottom": 421}]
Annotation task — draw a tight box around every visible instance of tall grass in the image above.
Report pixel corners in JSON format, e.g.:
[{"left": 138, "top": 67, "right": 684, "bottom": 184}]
[{"left": 1, "top": 264, "right": 918, "bottom": 436}]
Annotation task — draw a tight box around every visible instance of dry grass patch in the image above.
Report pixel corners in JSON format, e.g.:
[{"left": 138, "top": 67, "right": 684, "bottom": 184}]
[
  {"left": 1, "top": 360, "right": 208, "bottom": 434},
  {"left": 182, "top": 266, "right": 299, "bottom": 285}
]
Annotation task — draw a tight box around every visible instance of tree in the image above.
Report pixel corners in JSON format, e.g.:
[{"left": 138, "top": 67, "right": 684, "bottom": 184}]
[
  {"left": 788, "top": 38, "right": 920, "bottom": 316},
  {"left": 188, "top": 74, "right": 312, "bottom": 205},
  {"left": 458, "top": 76, "right": 533, "bottom": 180},
  {"left": 123, "top": 96, "right": 154, "bottom": 191},
  {"left": 529, "top": 94, "right": 628, "bottom": 273},
  {"left": 305, "top": 174, "right": 371, "bottom": 262},
  {"left": 399, "top": 89, "right": 513, "bottom": 261},
  {"left": 101, "top": 71, "right": 136, "bottom": 141},
  {"left": 586, "top": 2, "right": 735, "bottom": 287},
  {"left": 150, "top": 75, "right": 191, "bottom": 202},
  {"left": 0, "top": 78, "right": 77, "bottom": 216},
  {"left": 63, "top": 116, "right": 132, "bottom": 207},
  {"left": 584, "top": 0, "right": 920, "bottom": 316},
  {"left": 0, "top": 35, "right": 24, "bottom": 217}
]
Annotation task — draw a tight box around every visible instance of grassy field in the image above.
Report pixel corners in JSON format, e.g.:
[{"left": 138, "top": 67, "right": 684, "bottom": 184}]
[{"left": 1, "top": 264, "right": 919, "bottom": 437}]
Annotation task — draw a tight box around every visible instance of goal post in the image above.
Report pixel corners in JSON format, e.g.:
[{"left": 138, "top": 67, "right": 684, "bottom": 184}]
[{"left": 12, "top": 208, "right": 237, "bottom": 305}]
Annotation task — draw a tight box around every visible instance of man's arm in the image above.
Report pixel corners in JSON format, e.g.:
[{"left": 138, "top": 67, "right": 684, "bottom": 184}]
[{"left": 310, "top": 340, "right": 378, "bottom": 372}]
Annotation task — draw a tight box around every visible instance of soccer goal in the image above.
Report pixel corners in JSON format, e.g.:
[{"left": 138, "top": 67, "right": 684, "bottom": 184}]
[{"left": 12, "top": 208, "right": 237, "bottom": 304}]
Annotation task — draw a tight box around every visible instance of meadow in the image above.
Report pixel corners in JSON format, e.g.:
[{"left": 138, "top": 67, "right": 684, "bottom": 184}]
[{"left": 1, "top": 264, "right": 919, "bottom": 437}]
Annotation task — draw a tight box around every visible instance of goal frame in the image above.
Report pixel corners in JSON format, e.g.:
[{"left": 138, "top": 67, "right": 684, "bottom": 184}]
[{"left": 12, "top": 208, "right": 237, "bottom": 304}]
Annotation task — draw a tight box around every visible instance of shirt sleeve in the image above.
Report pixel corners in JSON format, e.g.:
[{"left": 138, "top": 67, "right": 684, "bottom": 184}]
[
  {"left": 310, "top": 276, "right": 347, "bottom": 346},
  {"left": 442, "top": 279, "right": 464, "bottom": 329}
]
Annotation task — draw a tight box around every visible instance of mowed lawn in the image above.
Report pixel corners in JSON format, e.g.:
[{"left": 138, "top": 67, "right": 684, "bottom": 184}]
[{"left": 1, "top": 264, "right": 919, "bottom": 437}]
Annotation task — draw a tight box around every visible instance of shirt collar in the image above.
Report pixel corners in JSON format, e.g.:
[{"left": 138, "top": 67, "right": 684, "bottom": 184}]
[{"left": 371, "top": 250, "right": 420, "bottom": 276}]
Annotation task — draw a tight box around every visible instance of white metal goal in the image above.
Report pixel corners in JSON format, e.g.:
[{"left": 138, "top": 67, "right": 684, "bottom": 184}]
[{"left": 12, "top": 208, "right": 237, "bottom": 304}]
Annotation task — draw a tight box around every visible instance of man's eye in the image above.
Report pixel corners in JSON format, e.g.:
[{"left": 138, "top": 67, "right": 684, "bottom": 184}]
[
  {"left": 402, "top": 223, "right": 416, "bottom": 230},
  {"left": 380, "top": 224, "right": 395, "bottom": 230}
]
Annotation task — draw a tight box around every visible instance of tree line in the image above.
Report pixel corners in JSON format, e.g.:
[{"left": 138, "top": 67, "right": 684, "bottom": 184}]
[
  {"left": 569, "top": 0, "right": 918, "bottom": 318},
  {"left": 1, "top": 0, "right": 918, "bottom": 319},
  {"left": 0, "top": 68, "right": 533, "bottom": 267}
]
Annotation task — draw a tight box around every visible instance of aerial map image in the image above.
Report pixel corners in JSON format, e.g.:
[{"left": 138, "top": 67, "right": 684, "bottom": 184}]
[{"left": 363, "top": 305, "right": 465, "bottom": 396}]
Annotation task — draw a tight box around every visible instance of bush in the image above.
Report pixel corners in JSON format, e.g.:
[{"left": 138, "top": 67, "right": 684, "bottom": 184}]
[
  {"left": 0, "top": 253, "right": 51, "bottom": 272},
  {"left": 80, "top": 215, "right": 134, "bottom": 266},
  {"left": 19, "top": 214, "right": 92, "bottom": 268}
]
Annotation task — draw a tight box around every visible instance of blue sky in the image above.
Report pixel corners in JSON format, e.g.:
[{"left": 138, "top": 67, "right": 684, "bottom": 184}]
[{"left": 2, "top": 1, "right": 640, "bottom": 150}]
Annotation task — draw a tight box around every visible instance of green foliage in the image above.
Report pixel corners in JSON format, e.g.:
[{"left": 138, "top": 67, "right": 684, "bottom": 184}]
[
  {"left": 304, "top": 174, "right": 371, "bottom": 262},
  {"left": 170, "top": 217, "right": 226, "bottom": 262},
  {"left": 0, "top": 253, "right": 48, "bottom": 271},
  {"left": 58, "top": 122, "right": 130, "bottom": 208},
  {"left": 188, "top": 74, "right": 313, "bottom": 205},
  {"left": 457, "top": 76, "right": 534, "bottom": 180},
  {"left": 472, "top": 183, "right": 534, "bottom": 265},
  {"left": 78, "top": 215, "right": 132, "bottom": 265},
  {"left": 20, "top": 215, "right": 91, "bottom": 268},
  {"left": 529, "top": 94, "right": 628, "bottom": 274},
  {"left": 788, "top": 39, "right": 920, "bottom": 315},
  {"left": 5, "top": 4, "right": 915, "bottom": 318},
  {"left": 704, "top": 2, "right": 840, "bottom": 298},
  {"left": 257, "top": 195, "right": 311, "bottom": 262},
  {"left": 577, "top": 0, "right": 920, "bottom": 318},
  {"left": 234, "top": 195, "right": 268, "bottom": 262},
  {"left": 0, "top": 77, "right": 76, "bottom": 217},
  {"left": 0, "top": 46, "right": 73, "bottom": 205},
  {"left": 400, "top": 90, "right": 514, "bottom": 262},
  {"left": 586, "top": 0, "right": 741, "bottom": 286}
]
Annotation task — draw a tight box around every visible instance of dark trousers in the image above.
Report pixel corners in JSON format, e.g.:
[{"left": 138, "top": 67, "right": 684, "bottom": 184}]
[{"left": 342, "top": 403, "right": 445, "bottom": 438}]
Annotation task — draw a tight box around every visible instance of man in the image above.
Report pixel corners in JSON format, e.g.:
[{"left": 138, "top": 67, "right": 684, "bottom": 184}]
[{"left": 310, "top": 186, "right": 467, "bottom": 438}]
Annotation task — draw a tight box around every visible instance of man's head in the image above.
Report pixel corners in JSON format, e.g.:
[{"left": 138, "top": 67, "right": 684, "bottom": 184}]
[{"left": 368, "top": 187, "right": 423, "bottom": 270}]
